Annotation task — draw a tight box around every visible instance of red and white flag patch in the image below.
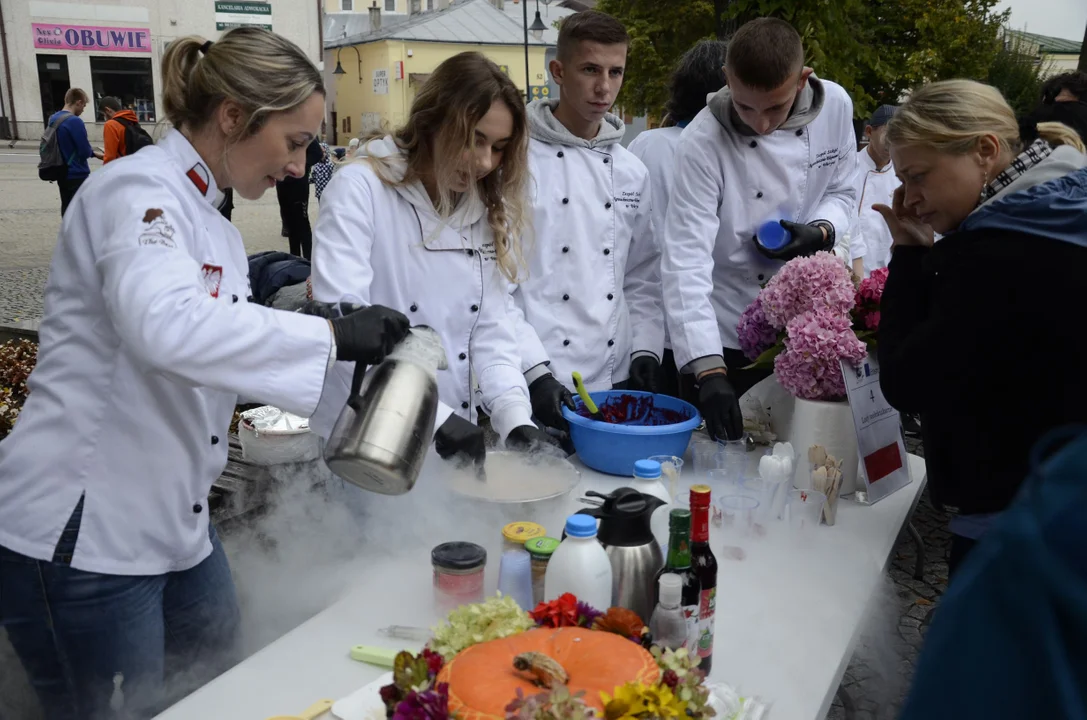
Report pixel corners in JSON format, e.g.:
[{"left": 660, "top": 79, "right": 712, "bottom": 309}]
[
  {"left": 186, "top": 163, "right": 210, "bottom": 196},
  {"left": 201, "top": 264, "right": 223, "bottom": 298}
]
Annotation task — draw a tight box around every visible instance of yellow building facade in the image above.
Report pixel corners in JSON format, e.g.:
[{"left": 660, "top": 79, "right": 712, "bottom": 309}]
[{"left": 325, "top": 0, "right": 552, "bottom": 141}]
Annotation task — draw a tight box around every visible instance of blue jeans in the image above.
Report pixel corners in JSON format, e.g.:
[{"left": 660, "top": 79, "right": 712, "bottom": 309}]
[{"left": 0, "top": 498, "right": 241, "bottom": 719}]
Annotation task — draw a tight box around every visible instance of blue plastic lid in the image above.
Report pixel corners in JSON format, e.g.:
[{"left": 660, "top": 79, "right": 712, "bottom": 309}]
[
  {"left": 757, "top": 220, "right": 791, "bottom": 251},
  {"left": 564, "top": 514, "right": 599, "bottom": 538},
  {"left": 634, "top": 459, "right": 662, "bottom": 479}
]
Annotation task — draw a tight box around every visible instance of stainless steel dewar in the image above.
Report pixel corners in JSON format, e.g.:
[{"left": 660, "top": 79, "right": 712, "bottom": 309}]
[{"left": 323, "top": 326, "right": 448, "bottom": 496}]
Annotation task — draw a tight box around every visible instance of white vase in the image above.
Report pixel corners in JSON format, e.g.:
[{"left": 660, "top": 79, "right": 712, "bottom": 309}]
[{"left": 787, "top": 397, "right": 859, "bottom": 495}]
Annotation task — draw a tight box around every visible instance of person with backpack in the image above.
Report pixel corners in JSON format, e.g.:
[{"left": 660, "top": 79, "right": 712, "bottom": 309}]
[
  {"left": 100, "top": 95, "right": 153, "bottom": 163},
  {"left": 41, "top": 88, "right": 102, "bottom": 216}
]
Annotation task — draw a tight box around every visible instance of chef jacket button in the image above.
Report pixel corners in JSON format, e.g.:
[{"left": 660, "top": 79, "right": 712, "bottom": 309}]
[
  {"left": 563, "top": 339, "right": 571, "bottom": 346},
  {"left": 461, "top": 401, "right": 470, "bottom": 409},
  {"left": 193, "top": 503, "right": 203, "bottom": 514},
  {"left": 563, "top": 293, "right": 570, "bottom": 301},
  {"left": 607, "top": 293, "right": 614, "bottom": 300},
  {"left": 756, "top": 191, "right": 763, "bottom": 199},
  {"left": 758, "top": 274, "right": 765, "bottom": 281},
  {"left": 603, "top": 157, "right": 610, "bottom": 164},
  {"left": 607, "top": 340, "right": 615, "bottom": 347},
  {"left": 458, "top": 352, "right": 467, "bottom": 360},
  {"left": 749, "top": 140, "right": 757, "bottom": 148},
  {"left": 562, "top": 198, "right": 569, "bottom": 204},
  {"left": 796, "top": 129, "right": 804, "bottom": 136},
  {"left": 470, "top": 304, "right": 479, "bottom": 312},
  {"left": 557, "top": 151, "right": 564, "bottom": 158},
  {"left": 410, "top": 304, "right": 418, "bottom": 312},
  {"left": 231, "top": 294, "right": 238, "bottom": 303},
  {"left": 211, "top": 435, "right": 219, "bottom": 445},
  {"left": 605, "top": 202, "right": 612, "bottom": 209},
  {"left": 562, "top": 246, "right": 569, "bottom": 253},
  {"left": 603, "top": 248, "right": 611, "bottom": 256},
  {"left": 466, "top": 248, "right": 474, "bottom": 256}
]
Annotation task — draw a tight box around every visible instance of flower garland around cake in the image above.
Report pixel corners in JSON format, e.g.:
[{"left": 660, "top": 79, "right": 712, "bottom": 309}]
[{"left": 379, "top": 593, "right": 720, "bottom": 720}]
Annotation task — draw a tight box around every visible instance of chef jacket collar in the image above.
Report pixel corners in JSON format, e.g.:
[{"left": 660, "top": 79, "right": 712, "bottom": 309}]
[{"left": 158, "top": 128, "right": 220, "bottom": 205}]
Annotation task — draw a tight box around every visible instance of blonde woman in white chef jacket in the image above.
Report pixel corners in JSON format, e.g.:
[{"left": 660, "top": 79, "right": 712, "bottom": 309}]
[
  {"left": 509, "top": 11, "right": 665, "bottom": 434},
  {"left": 309, "top": 52, "right": 558, "bottom": 460},
  {"left": 627, "top": 39, "right": 728, "bottom": 399},
  {"left": 0, "top": 30, "right": 410, "bottom": 720},
  {"left": 661, "top": 18, "right": 858, "bottom": 441}
]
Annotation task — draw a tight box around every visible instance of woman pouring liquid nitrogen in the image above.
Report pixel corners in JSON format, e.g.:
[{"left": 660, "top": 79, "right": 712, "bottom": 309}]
[
  {"left": 0, "top": 29, "right": 409, "bottom": 719},
  {"left": 309, "top": 52, "right": 564, "bottom": 461}
]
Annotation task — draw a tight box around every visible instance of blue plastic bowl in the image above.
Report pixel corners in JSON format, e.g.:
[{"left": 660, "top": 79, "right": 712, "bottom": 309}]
[{"left": 561, "top": 390, "right": 702, "bottom": 477}]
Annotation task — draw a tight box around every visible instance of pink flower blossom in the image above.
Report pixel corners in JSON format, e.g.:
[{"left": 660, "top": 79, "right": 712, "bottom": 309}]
[
  {"left": 737, "top": 300, "right": 779, "bottom": 361},
  {"left": 774, "top": 310, "right": 868, "bottom": 400},
  {"left": 852, "top": 266, "right": 889, "bottom": 333},
  {"left": 759, "top": 253, "right": 856, "bottom": 330}
]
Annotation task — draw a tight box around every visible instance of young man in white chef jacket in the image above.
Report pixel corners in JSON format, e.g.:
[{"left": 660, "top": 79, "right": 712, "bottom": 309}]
[
  {"left": 509, "top": 11, "right": 664, "bottom": 433},
  {"left": 661, "top": 18, "right": 858, "bottom": 441},
  {"left": 849, "top": 104, "right": 900, "bottom": 278}
]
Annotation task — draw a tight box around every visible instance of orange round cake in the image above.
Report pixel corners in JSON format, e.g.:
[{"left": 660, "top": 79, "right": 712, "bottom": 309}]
[{"left": 437, "top": 627, "right": 661, "bottom": 720}]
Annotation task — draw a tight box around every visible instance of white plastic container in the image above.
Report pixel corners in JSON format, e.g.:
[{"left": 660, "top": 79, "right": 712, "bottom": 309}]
[
  {"left": 631, "top": 459, "right": 672, "bottom": 554},
  {"left": 544, "top": 514, "right": 613, "bottom": 610},
  {"left": 649, "top": 573, "right": 689, "bottom": 650}
]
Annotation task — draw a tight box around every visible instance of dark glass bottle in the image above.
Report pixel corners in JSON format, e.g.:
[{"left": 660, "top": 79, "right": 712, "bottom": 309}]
[
  {"left": 689, "top": 484, "right": 718, "bottom": 673},
  {"left": 654, "top": 508, "right": 700, "bottom": 652}
]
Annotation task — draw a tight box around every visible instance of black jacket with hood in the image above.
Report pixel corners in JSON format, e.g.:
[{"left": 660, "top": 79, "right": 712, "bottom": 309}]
[{"left": 879, "top": 146, "right": 1087, "bottom": 515}]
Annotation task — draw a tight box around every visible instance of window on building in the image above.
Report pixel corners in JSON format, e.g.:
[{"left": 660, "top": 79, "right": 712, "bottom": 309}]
[
  {"left": 90, "top": 56, "right": 156, "bottom": 123},
  {"left": 342, "top": 0, "right": 353, "bottom": 9},
  {"left": 385, "top": 0, "right": 396, "bottom": 11},
  {"left": 427, "top": 0, "right": 434, "bottom": 9},
  {"left": 36, "top": 55, "right": 71, "bottom": 122}
]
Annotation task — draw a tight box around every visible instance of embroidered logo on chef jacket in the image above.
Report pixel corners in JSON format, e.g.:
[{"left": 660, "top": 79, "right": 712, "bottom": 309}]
[
  {"left": 810, "top": 147, "right": 845, "bottom": 171},
  {"left": 201, "top": 264, "right": 223, "bottom": 298},
  {"left": 138, "top": 209, "right": 178, "bottom": 249},
  {"left": 186, "top": 163, "right": 210, "bottom": 195},
  {"left": 614, "top": 190, "right": 642, "bottom": 210}
]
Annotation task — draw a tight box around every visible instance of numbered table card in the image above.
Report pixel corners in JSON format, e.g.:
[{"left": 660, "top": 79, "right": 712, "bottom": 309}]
[{"left": 840, "top": 354, "right": 913, "bottom": 503}]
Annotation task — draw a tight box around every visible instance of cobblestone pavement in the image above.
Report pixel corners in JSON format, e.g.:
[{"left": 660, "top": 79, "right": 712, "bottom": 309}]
[{"left": 826, "top": 435, "right": 947, "bottom": 720}]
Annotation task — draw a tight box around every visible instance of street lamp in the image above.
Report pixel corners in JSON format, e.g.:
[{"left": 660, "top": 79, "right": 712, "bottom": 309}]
[
  {"left": 530, "top": 6, "right": 547, "bottom": 42},
  {"left": 333, "top": 45, "right": 363, "bottom": 83}
]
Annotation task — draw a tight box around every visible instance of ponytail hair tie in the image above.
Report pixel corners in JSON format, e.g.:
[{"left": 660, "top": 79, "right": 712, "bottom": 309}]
[{"left": 200, "top": 40, "right": 213, "bottom": 55}]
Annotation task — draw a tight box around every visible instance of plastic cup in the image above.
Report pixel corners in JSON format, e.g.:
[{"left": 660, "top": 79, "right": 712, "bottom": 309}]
[
  {"left": 648, "top": 455, "right": 684, "bottom": 499},
  {"left": 717, "top": 494, "right": 760, "bottom": 537},
  {"left": 497, "top": 550, "right": 535, "bottom": 611},
  {"left": 757, "top": 220, "right": 791, "bottom": 251},
  {"left": 787, "top": 489, "right": 826, "bottom": 533},
  {"left": 692, "top": 440, "right": 722, "bottom": 476}
]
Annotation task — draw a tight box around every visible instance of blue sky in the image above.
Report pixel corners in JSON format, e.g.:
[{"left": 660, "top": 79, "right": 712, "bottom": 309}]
[{"left": 998, "top": 0, "right": 1086, "bottom": 42}]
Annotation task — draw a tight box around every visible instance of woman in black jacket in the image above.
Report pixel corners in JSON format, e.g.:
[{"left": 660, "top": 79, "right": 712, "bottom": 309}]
[{"left": 873, "top": 79, "right": 1087, "bottom": 575}]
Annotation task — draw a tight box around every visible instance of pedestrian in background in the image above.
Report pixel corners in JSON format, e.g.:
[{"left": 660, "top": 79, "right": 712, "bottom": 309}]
[
  {"left": 46, "top": 88, "right": 102, "bottom": 215},
  {"left": 310, "top": 139, "right": 334, "bottom": 203},
  {"left": 275, "top": 137, "right": 322, "bottom": 259},
  {"left": 1019, "top": 70, "right": 1087, "bottom": 145}
]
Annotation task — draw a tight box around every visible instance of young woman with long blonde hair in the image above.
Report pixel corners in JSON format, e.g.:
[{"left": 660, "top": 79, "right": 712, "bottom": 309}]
[{"left": 310, "top": 52, "right": 562, "bottom": 461}]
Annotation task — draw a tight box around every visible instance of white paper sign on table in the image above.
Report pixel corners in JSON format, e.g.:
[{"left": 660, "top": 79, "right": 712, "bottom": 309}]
[
  {"left": 332, "top": 671, "right": 393, "bottom": 720},
  {"left": 840, "top": 354, "right": 912, "bottom": 503}
]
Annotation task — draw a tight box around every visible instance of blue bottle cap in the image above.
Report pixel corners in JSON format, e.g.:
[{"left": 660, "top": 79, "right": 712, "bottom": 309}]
[
  {"left": 757, "top": 220, "right": 791, "bottom": 251},
  {"left": 634, "top": 459, "right": 662, "bottom": 479},
  {"left": 564, "top": 514, "right": 599, "bottom": 538}
]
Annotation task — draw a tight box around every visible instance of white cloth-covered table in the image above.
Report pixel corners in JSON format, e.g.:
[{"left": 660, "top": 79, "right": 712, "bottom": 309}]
[{"left": 155, "top": 454, "right": 926, "bottom": 720}]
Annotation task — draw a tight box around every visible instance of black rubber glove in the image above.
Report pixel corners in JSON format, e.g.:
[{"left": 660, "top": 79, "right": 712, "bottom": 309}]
[
  {"left": 753, "top": 220, "right": 833, "bottom": 261},
  {"left": 296, "top": 300, "right": 358, "bottom": 320},
  {"left": 697, "top": 373, "right": 744, "bottom": 441},
  {"left": 528, "top": 374, "right": 575, "bottom": 433},
  {"left": 329, "top": 305, "right": 410, "bottom": 363},
  {"left": 627, "top": 356, "right": 661, "bottom": 393},
  {"left": 506, "top": 424, "right": 566, "bottom": 456},
  {"left": 433, "top": 414, "right": 486, "bottom": 465}
]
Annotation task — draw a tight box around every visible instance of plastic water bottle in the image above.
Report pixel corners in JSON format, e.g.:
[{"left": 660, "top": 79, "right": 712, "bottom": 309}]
[
  {"left": 650, "top": 573, "right": 689, "bottom": 650},
  {"left": 544, "top": 514, "right": 613, "bottom": 610},
  {"left": 631, "top": 459, "right": 671, "bottom": 553}
]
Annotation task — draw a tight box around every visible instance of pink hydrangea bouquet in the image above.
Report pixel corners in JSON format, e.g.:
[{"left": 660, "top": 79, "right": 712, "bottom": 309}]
[
  {"left": 851, "top": 266, "right": 888, "bottom": 340},
  {"left": 736, "top": 252, "right": 869, "bottom": 401}
]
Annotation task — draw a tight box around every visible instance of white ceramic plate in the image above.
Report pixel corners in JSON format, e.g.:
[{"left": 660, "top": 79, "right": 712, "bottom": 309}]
[{"left": 331, "top": 671, "right": 393, "bottom": 720}]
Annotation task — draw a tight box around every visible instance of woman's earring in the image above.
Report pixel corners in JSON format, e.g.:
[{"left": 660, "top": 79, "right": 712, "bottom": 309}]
[{"left": 979, "top": 172, "right": 989, "bottom": 203}]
